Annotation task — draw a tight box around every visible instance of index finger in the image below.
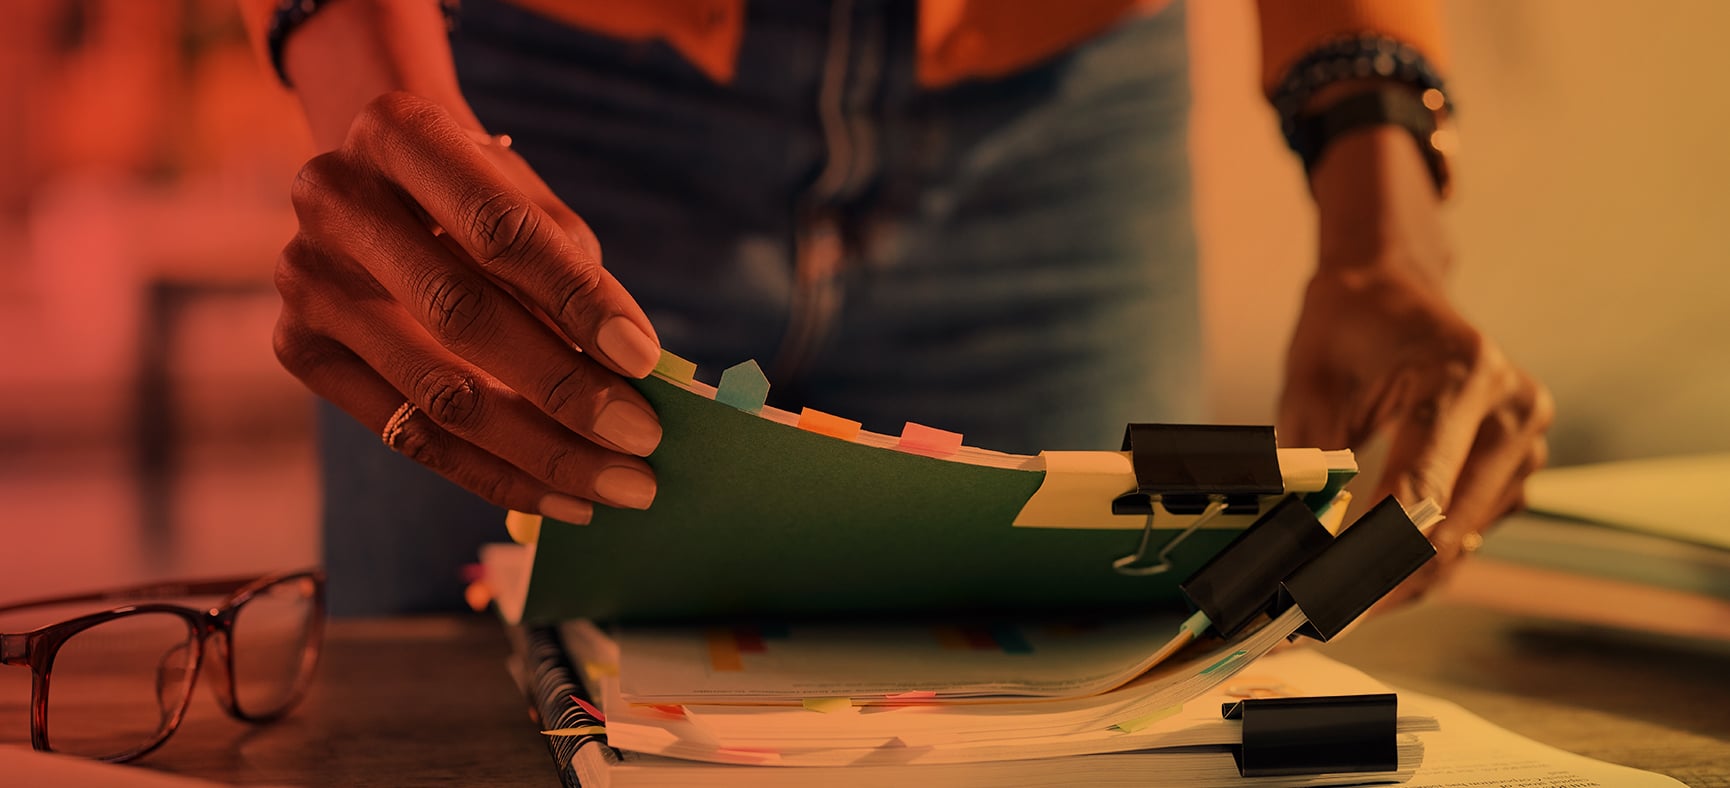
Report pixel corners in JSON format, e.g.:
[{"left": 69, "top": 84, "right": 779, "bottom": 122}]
[
  {"left": 1373, "top": 360, "right": 1498, "bottom": 517},
  {"left": 348, "top": 92, "right": 662, "bottom": 379}
]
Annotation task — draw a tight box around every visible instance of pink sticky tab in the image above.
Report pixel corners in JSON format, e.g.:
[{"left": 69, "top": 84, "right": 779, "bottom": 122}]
[
  {"left": 898, "top": 422, "right": 963, "bottom": 457},
  {"left": 571, "top": 695, "right": 607, "bottom": 723},
  {"left": 797, "top": 408, "right": 862, "bottom": 441}
]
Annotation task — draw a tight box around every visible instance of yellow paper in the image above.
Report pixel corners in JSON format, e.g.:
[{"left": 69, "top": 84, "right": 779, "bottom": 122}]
[
  {"left": 1112, "top": 704, "right": 1182, "bottom": 733},
  {"left": 801, "top": 696, "right": 853, "bottom": 713}
]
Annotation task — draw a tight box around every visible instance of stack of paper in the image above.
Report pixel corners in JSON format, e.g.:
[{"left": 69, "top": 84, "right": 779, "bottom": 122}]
[
  {"left": 478, "top": 352, "right": 1439, "bottom": 784},
  {"left": 535, "top": 619, "right": 1430, "bottom": 786}
]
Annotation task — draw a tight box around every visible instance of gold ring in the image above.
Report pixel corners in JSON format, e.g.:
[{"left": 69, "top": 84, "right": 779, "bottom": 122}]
[{"left": 381, "top": 402, "right": 419, "bottom": 451}]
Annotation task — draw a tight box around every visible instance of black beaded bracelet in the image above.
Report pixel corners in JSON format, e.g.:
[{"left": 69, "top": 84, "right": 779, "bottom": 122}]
[
  {"left": 267, "top": 0, "right": 461, "bottom": 88},
  {"left": 1270, "top": 34, "right": 1450, "bottom": 155},
  {"left": 1270, "top": 33, "right": 1454, "bottom": 195}
]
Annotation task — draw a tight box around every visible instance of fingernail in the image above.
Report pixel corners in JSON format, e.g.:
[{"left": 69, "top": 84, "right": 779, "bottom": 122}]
[
  {"left": 596, "top": 317, "right": 661, "bottom": 379},
  {"left": 593, "top": 399, "right": 662, "bottom": 456},
  {"left": 594, "top": 466, "right": 657, "bottom": 510},
  {"left": 537, "top": 493, "right": 593, "bottom": 526}
]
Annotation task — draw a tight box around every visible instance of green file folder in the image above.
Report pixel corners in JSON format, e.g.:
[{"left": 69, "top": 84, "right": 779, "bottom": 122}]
[{"left": 519, "top": 374, "right": 1341, "bottom": 624}]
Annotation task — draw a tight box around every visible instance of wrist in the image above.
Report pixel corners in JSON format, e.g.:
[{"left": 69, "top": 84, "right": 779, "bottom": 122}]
[
  {"left": 283, "top": 0, "right": 480, "bottom": 150},
  {"left": 1309, "top": 126, "right": 1453, "bottom": 285}
]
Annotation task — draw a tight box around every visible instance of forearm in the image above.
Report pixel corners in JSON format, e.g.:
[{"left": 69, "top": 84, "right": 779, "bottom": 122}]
[
  {"left": 242, "top": 0, "right": 480, "bottom": 151},
  {"left": 1307, "top": 125, "right": 1452, "bottom": 286}
]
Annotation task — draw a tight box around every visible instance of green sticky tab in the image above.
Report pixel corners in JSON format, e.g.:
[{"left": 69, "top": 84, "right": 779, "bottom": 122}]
[
  {"left": 716, "top": 360, "right": 770, "bottom": 413},
  {"left": 653, "top": 351, "right": 698, "bottom": 383},
  {"left": 1111, "top": 704, "right": 1182, "bottom": 733},
  {"left": 1199, "top": 649, "right": 1248, "bottom": 676}
]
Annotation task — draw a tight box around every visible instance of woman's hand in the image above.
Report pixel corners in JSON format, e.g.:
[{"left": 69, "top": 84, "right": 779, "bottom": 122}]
[
  {"left": 1277, "top": 125, "right": 1554, "bottom": 606},
  {"left": 272, "top": 91, "right": 664, "bottom": 524}
]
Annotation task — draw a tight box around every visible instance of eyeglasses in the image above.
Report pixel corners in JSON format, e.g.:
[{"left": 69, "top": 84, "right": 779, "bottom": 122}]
[{"left": 0, "top": 568, "right": 325, "bottom": 762}]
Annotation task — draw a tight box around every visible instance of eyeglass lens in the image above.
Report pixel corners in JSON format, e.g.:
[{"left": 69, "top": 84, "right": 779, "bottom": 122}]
[
  {"left": 46, "top": 611, "right": 199, "bottom": 760},
  {"left": 227, "top": 575, "right": 320, "bottom": 716}
]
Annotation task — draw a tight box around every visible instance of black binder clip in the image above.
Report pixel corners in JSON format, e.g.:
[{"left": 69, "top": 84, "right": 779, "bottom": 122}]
[
  {"left": 1109, "top": 425, "right": 1284, "bottom": 577},
  {"left": 1277, "top": 495, "right": 1436, "bottom": 642},
  {"left": 1179, "top": 495, "right": 1335, "bottom": 638},
  {"left": 1222, "top": 693, "right": 1398, "bottom": 777}
]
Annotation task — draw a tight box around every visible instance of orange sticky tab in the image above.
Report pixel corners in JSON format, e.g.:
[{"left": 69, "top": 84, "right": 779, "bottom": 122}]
[
  {"left": 797, "top": 408, "right": 861, "bottom": 441},
  {"left": 463, "top": 581, "right": 492, "bottom": 612},
  {"left": 898, "top": 422, "right": 963, "bottom": 457},
  {"left": 653, "top": 350, "right": 698, "bottom": 383}
]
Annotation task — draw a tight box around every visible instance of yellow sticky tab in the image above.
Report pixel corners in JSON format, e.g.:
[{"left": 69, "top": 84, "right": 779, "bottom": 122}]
[
  {"left": 504, "top": 510, "right": 543, "bottom": 544},
  {"left": 542, "top": 726, "right": 607, "bottom": 737},
  {"left": 1112, "top": 704, "right": 1182, "bottom": 733},
  {"left": 653, "top": 350, "right": 698, "bottom": 383},
  {"left": 797, "top": 408, "right": 862, "bottom": 441},
  {"left": 802, "top": 696, "right": 853, "bottom": 713}
]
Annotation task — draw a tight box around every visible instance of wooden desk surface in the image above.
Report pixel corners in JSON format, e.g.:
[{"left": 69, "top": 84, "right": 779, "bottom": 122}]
[{"left": 128, "top": 605, "right": 1729, "bottom": 787}]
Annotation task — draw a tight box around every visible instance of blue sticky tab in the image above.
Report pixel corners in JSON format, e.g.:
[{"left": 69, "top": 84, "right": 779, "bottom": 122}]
[{"left": 716, "top": 360, "right": 770, "bottom": 413}]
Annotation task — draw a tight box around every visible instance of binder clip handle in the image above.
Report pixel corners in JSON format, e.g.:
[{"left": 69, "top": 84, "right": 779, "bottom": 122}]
[{"left": 1110, "top": 495, "right": 1227, "bottom": 577}]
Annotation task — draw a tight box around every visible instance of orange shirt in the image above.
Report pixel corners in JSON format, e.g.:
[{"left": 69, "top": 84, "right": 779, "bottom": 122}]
[{"left": 497, "top": 0, "right": 1448, "bottom": 92}]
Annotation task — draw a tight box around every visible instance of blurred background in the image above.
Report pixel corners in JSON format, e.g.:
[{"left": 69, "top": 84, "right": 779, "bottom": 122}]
[{"left": 2, "top": 0, "right": 1726, "bottom": 602}]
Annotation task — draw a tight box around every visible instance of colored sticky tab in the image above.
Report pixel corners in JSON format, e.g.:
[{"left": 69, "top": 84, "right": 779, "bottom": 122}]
[
  {"left": 541, "top": 726, "right": 607, "bottom": 737},
  {"left": 504, "top": 510, "right": 543, "bottom": 544},
  {"left": 797, "top": 408, "right": 861, "bottom": 441},
  {"left": 462, "top": 581, "right": 491, "bottom": 612},
  {"left": 1111, "top": 704, "right": 1182, "bottom": 733},
  {"left": 582, "top": 661, "right": 618, "bottom": 679},
  {"left": 898, "top": 422, "right": 963, "bottom": 457},
  {"left": 571, "top": 695, "right": 607, "bottom": 723},
  {"left": 802, "top": 696, "right": 853, "bottom": 713},
  {"left": 716, "top": 360, "right": 770, "bottom": 413},
  {"left": 1179, "top": 610, "right": 1211, "bottom": 640},
  {"left": 1200, "top": 649, "right": 1248, "bottom": 676},
  {"left": 653, "top": 350, "right": 698, "bottom": 383}
]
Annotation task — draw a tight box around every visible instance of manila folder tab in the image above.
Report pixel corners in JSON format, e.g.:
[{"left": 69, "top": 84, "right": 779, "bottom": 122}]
[{"left": 1013, "top": 451, "right": 1141, "bottom": 529}]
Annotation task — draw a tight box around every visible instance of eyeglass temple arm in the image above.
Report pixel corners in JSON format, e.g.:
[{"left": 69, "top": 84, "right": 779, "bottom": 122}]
[
  {"left": 0, "top": 577, "right": 260, "bottom": 617},
  {"left": 0, "top": 633, "right": 27, "bottom": 665}
]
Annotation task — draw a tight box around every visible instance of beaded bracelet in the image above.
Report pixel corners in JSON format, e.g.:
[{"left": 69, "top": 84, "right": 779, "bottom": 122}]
[
  {"left": 267, "top": 0, "right": 461, "bottom": 88},
  {"left": 1270, "top": 34, "right": 1450, "bottom": 152}
]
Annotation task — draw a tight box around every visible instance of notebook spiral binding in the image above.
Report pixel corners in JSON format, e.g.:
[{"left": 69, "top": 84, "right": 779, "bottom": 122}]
[{"left": 523, "top": 627, "right": 613, "bottom": 788}]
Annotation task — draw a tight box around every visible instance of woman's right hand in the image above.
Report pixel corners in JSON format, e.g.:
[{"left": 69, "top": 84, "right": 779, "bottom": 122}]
[{"left": 273, "top": 92, "right": 662, "bottom": 525}]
